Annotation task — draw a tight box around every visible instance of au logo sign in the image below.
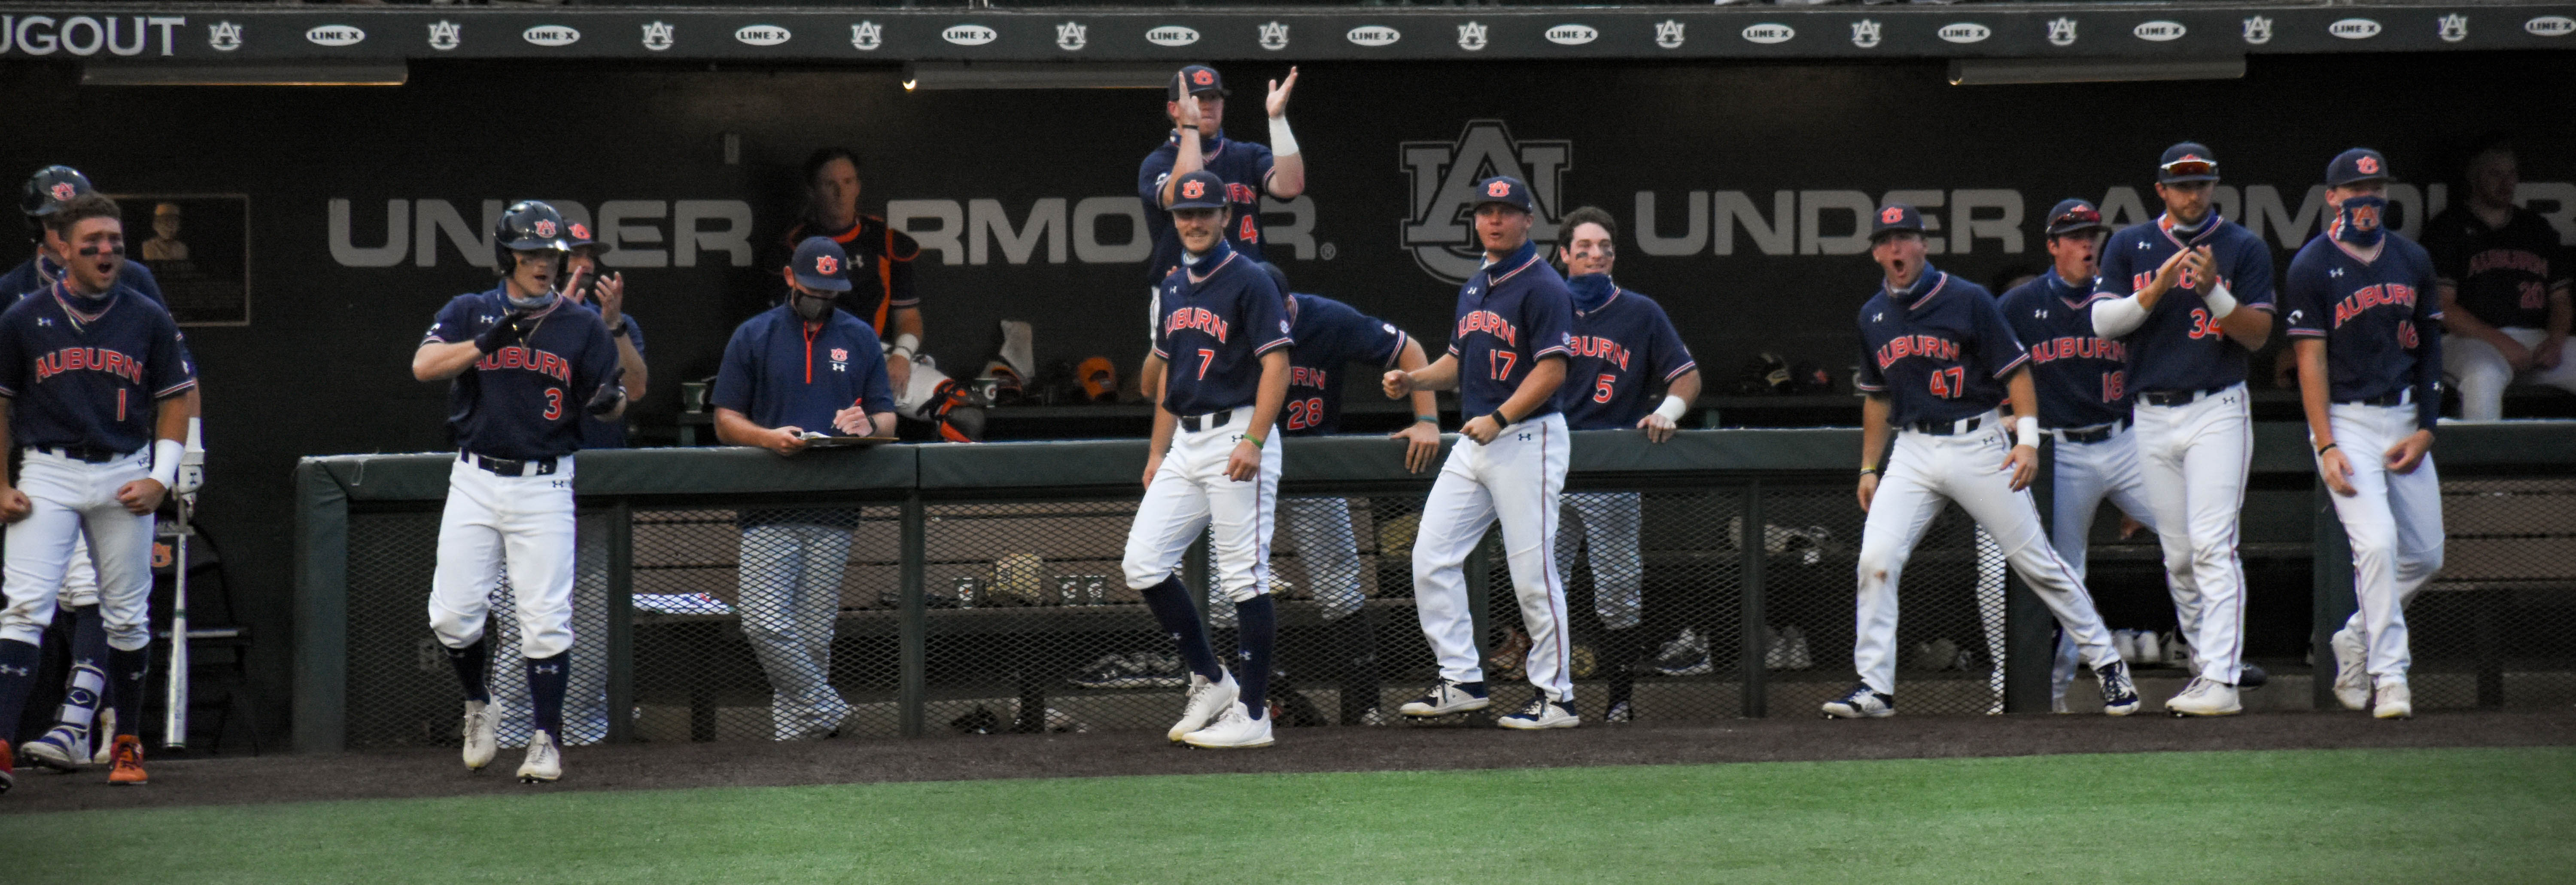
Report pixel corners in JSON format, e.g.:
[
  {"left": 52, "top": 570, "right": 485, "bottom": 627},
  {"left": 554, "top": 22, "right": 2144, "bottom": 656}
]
[{"left": 1399, "top": 121, "right": 1570, "bottom": 282}]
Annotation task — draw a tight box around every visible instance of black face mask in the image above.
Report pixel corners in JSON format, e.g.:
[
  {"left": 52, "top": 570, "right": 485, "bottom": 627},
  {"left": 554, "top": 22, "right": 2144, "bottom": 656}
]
[{"left": 792, "top": 291, "right": 834, "bottom": 320}]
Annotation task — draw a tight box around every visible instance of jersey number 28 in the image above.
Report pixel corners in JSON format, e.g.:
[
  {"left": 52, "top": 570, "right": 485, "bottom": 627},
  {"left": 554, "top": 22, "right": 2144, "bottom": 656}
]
[{"left": 1284, "top": 397, "right": 1327, "bottom": 430}]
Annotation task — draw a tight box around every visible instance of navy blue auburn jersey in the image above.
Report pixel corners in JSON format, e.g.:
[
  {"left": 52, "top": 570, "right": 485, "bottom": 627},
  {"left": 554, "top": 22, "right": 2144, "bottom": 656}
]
[
  {"left": 2282, "top": 233, "right": 2445, "bottom": 431},
  {"left": 2094, "top": 213, "right": 2276, "bottom": 393},
  {"left": 0, "top": 282, "right": 196, "bottom": 454},
  {"left": 572, "top": 299, "right": 645, "bottom": 450},
  {"left": 2421, "top": 205, "right": 2567, "bottom": 331},
  {"left": 1450, "top": 241, "right": 1575, "bottom": 420},
  {"left": 1138, "top": 132, "right": 1274, "bottom": 285},
  {"left": 1997, "top": 271, "right": 2131, "bottom": 429},
  {"left": 712, "top": 302, "right": 895, "bottom": 436},
  {"left": 1557, "top": 278, "right": 1696, "bottom": 430},
  {"left": 0, "top": 255, "right": 165, "bottom": 306},
  {"left": 1855, "top": 267, "right": 2028, "bottom": 428},
  {"left": 1152, "top": 242, "right": 1292, "bottom": 418},
  {"left": 1283, "top": 292, "right": 1407, "bottom": 437},
  {"left": 424, "top": 288, "right": 623, "bottom": 461}
]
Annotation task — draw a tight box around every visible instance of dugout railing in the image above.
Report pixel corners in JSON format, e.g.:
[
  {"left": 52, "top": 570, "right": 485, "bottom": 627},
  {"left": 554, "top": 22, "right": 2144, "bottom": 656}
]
[{"left": 292, "top": 422, "right": 2576, "bottom": 752}]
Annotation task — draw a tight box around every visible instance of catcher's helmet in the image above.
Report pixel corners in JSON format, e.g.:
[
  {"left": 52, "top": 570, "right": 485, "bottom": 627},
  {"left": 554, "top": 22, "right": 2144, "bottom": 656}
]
[
  {"left": 22, "top": 165, "right": 92, "bottom": 219},
  {"left": 492, "top": 200, "right": 570, "bottom": 270}
]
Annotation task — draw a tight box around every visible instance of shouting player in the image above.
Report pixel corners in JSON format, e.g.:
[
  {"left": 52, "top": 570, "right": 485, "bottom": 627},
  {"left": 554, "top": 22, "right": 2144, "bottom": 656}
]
[
  {"left": 1125, "top": 170, "right": 1293, "bottom": 749},
  {"left": 1384, "top": 176, "right": 1581, "bottom": 730},
  {"left": 2283, "top": 149, "right": 2445, "bottom": 720},
  {"left": 0, "top": 193, "right": 196, "bottom": 791},
  {"left": 2089, "top": 143, "right": 2277, "bottom": 717},
  {"left": 1827, "top": 204, "right": 2137, "bottom": 719},
  {"left": 1551, "top": 206, "right": 1700, "bottom": 723},
  {"left": 412, "top": 201, "right": 627, "bottom": 782}
]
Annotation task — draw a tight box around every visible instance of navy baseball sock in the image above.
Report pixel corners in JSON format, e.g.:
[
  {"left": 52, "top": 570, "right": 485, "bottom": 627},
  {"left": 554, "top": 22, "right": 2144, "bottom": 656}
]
[
  {"left": 1603, "top": 626, "right": 1639, "bottom": 706},
  {"left": 0, "top": 639, "right": 43, "bottom": 739},
  {"left": 446, "top": 639, "right": 491, "bottom": 703},
  {"left": 1235, "top": 595, "right": 1275, "bottom": 719},
  {"left": 1338, "top": 607, "right": 1382, "bottom": 723},
  {"left": 107, "top": 646, "right": 149, "bottom": 737},
  {"left": 526, "top": 654, "right": 569, "bottom": 741},
  {"left": 1138, "top": 576, "right": 1223, "bottom": 682}
]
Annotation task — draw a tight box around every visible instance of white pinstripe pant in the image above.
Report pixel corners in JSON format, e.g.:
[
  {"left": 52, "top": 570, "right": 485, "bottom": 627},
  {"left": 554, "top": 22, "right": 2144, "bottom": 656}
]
[{"left": 1412, "top": 413, "right": 1572, "bottom": 701}]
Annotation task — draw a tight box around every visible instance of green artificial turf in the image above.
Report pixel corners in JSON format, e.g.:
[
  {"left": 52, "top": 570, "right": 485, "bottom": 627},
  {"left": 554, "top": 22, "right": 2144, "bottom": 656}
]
[{"left": 22, "top": 747, "right": 2575, "bottom": 885}]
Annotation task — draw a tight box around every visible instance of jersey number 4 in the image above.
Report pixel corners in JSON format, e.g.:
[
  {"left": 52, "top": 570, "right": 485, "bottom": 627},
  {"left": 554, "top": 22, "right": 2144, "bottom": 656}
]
[
  {"left": 1284, "top": 397, "right": 1327, "bottom": 430},
  {"left": 1926, "top": 367, "right": 1966, "bottom": 399}
]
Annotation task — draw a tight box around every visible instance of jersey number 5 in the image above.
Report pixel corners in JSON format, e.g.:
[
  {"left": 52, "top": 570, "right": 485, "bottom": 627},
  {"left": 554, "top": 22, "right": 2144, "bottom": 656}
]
[
  {"left": 543, "top": 388, "right": 563, "bottom": 420},
  {"left": 1926, "top": 367, "right": 1965, "bottom": 399},
  {"left": 1592, "top": 373, "right": 1617, "bottom": 403}
]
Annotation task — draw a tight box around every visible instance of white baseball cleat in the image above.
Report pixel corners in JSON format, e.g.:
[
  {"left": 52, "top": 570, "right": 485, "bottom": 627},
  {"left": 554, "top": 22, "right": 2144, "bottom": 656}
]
[
  {"left": 2097, "top": 661, "right": 2142, "bottom": 716},
  {"left": 2331, "top": 628, "right": 2370, "bottom": 711},
  {"left": 461, "top": 700, "right": 499, "bottom": 771},
  {"left": 517, "top": 729, "right": 562, "bottom": 783},
  {"left": 1180, "top": 703, "right": 1274, "bottom": 749},
  {"left": 91, "top": 708, "right": 116, "bottom": 765},
  {"left": 1497, "top": 692, "right": 1580, "bottom": 730},
  {"left": 1821, "top": 683, "right": 1894, "bottom": 719},
  {"left": 2163, "top": 677, "right": 2241, "bottom": 717},
  {"left": 19, "top": 727, "right": 88, "bottom": 772},
  {"left": 2372, "top": 679, "right": 2412, "bottom": 720},
  {"left": 1167, "top": 669, "right": 1237, "bottom": 743},
  {"left": 1398, "top": 679, "right": 1491, "bottom": 718}
]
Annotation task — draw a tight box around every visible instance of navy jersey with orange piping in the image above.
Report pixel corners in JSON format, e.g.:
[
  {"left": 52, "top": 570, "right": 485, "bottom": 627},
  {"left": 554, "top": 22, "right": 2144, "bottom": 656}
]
[
  {"left": 1283, "top": 292, "right": 1406, "bottom": 437},
  {"left": 1997, "top": 270, "right": 2131, "bottom": 429},
  {"left": 1138, "top": 132, "right": 1274, "bottom": 285},
  {"left": 1555, "top": 276, "right": 1695, "bottom": 430},
  {"left": 1449, "top": 241, "right": 1575, "bottom": 420},
  {"left": 0, "top": 282, "right": 196, "bottom": 454},
  {"left": 2281, "top": 231, "right": 2445, "bottom": 430},
  {"left": 423, "top": 287, "right": 623, "bottom": 461},
  {"left": 2093, "top": 213, "right": 2276, "bottom": 393},
  {"left": 1153, "top": 241, "right": 1292, "bottom": 417},
  {"left": 1855, "top": 266, "right": 2028, "bottom": 428},
  {"left": 711, "top": 302, "right": 896, "bottom": 437},
  {"left": 1, "top": 255, "right": 164, "bottom": 307}
]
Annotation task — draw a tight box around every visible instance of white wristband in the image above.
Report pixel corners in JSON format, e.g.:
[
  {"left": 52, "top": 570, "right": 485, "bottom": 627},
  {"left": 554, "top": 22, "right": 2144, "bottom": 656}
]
[
  {"left": 1653, "top": 395, "right": 1688, "bottom": 423},
  {"left": 2201, "top": 279, "right": 2238, "bottom": 319},
  {"left": 1268, "top": 115, "right": 1299, "bottom": 158},
  {"left": 2015, "top": 416, "right": 2041, "bottom": 449},
  {"left": 150, "top": 438, "right": 184, "bottom": 489},
  {"left": 889, "top": 333, "right": 921, "bottom": 358},
  {"left": 2092, "top": 295, "right": 2149, "bottom": 338}
]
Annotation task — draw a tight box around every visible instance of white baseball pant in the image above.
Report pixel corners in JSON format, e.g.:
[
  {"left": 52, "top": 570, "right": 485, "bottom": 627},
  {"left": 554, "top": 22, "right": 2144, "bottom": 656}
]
[
  {"left": 1125, "top": 406, "right": 1281, "bottom": 604},
  {"left": 1554, "top": 491, "right": 1643, "bottom": 631},
  {"left": 0, "top": 450, "right": 157, "bottom": 652},
  {"left": 2040, "top": 427, "right": 2175, "bottom": 702},
  {"left": 57, "top": 536, "right": 99, "bottom": 608},
  {"left": 1853, "top": 417, "right": 2119, "bottom": 696},
  {"left": 1265, "top": 497, "right": 1367, "bottom": 626},
  {"left": 739, "top": 517, "right": 856, "bottom": 740},
  {"left": 2445, "top": 327, "right": 2576, "bottom": 421},
  {"left": 1413, "top": 412, "right": 1572, "bottom": 701},
  {"left": 2132, "top": 384, "right": 2251, "bottom": 684},
  {"left": 487, "top": 512, "right": 617, "bottom": 746},
  {"left": 2317, "top": 400, "right": 2445, "bottom": 680},
  {"left": 427, "top": 455, "right": 576, "bottom": 661}
]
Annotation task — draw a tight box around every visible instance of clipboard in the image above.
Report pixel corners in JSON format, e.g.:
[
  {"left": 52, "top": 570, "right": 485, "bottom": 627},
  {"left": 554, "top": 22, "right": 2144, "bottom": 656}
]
[{"left": 798, "top": 433, "right": 900, "bottom": 448}]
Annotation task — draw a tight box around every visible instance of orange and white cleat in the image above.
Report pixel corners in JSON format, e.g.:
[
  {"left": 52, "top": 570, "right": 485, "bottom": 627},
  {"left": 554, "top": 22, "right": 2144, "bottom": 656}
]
[{"left": 107, "top": 735, "right": 147, "bottom": 786}]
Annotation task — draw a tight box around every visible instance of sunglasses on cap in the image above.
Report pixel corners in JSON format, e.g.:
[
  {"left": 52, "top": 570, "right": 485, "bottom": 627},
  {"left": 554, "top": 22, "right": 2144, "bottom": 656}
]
[
  {"left": 2159, "top": 158, "right": 2218, "bottom": 178},
  {"left": 2052, "top": 206, "right": 2102, "bottom": 227}
]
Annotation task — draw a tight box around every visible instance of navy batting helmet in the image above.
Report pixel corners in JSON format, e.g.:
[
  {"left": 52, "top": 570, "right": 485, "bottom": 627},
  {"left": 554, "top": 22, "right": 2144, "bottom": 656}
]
[
  {"left": 21, "top": 165, "right": 92, "bottom": 218},
  {"left": 492, "top": 200, "right": 570, "bottom": 271}
]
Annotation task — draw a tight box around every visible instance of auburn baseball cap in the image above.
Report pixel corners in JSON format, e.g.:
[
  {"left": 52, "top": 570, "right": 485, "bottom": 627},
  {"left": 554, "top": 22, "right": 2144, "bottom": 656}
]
[
  {"left": 1168, "top": 170, "right": 1229, "bottom": 210},
  {"left": 2327, "top": 148, "right": 2393, "bottom": 186},
  {"left": 2159, "top": 142, "right": 2221, "bottom": 183},
  {"left": 563, "top": 219, "right": 612, "bottom": 255},
  {"left": 1870, "top": 203, "right": 1925, "bottom": 240},
  {"left": 1471, "top": 176, "right": 1535, "bottom": 213},
  {"left": 2044, "top": 198, "right": 2108, "bottom": 236},
  {"left": 791, "top": 236, "right": 853, "bottom": 292},
  {"left": 1168, "top": 65, "right": 1229, "bottom": 101}
]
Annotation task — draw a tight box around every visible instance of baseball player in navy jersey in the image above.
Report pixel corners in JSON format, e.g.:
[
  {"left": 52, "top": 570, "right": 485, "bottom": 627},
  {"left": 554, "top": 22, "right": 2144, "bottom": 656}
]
[
  {"left": 1550, "top": 206, "right": 1700, "bottom": 724},
  {"left": 2090, "top": 143, "right": 2278, "bottom": 717},
  {"left": 1995, "top": 199, "right": 2181, "bottom": 712},
  {"left": 1827, "top": 204, "right": 2138, "bottom": 720},
  {"left": 0, "top": 193, "right": 196, "bottom": 791},
  {"left": 2422, "top": 143, "right": 2576, "bottom": 421},
  {"left": 412, "top": 200, "right": 626, "bottom": 782},
  {"left": 1254, "top": 261, "right": 1442, "bottom": 727},
  {"left": 1139, "top": 66, "right": 1305, "bottom": 353},
  {"left": 2283, "top": 149, "right": 2445, "bottom": 720},
  {"left": 483, "top": 221, "right": 644, "bottom": 748},
  {"left": 1127, "top": 170, "right": 1293, "bottom": 749},
  {"left": 712, "top": 236, "right": 896, "bottom": 741},
  {"left": 1382, "top": 176, "right": 1583, "bottom": 730}
]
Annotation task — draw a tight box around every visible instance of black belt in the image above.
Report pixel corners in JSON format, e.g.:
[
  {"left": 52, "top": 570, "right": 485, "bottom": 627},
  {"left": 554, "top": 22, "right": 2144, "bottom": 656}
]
[
  {"left": 2138, "top": 386, "right": 2230, "bottom": 407},
  {"left": 461, "top": 451, "right": 559, "bottom": 477},
  {"left": 1178, "top": 409, "right": 1234, "bottom": 433},
  {"left": 2052, "top": 418, "right": 2132, "bottom": 445},
  {"left": 2336, "top": 390, "right": 2410, "bottom": 407},
  {"left": 1906, "top": 415, "right": 1982, "bottom": 436},
  {"left": 36, "top": 446, "right": 123, "bottom": 464}
]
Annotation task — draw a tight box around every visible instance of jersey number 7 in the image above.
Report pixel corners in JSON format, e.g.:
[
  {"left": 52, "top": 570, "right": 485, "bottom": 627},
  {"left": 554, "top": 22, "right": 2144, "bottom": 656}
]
[{"left": 1196, "top": 349, "right": 1216, "bottom": 380}]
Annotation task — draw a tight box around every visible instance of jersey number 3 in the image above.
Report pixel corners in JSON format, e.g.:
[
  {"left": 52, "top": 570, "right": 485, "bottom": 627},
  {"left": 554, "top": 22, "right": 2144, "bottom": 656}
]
[{"left": 543, "top": 388, "right": 564, "bottom": 420}]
